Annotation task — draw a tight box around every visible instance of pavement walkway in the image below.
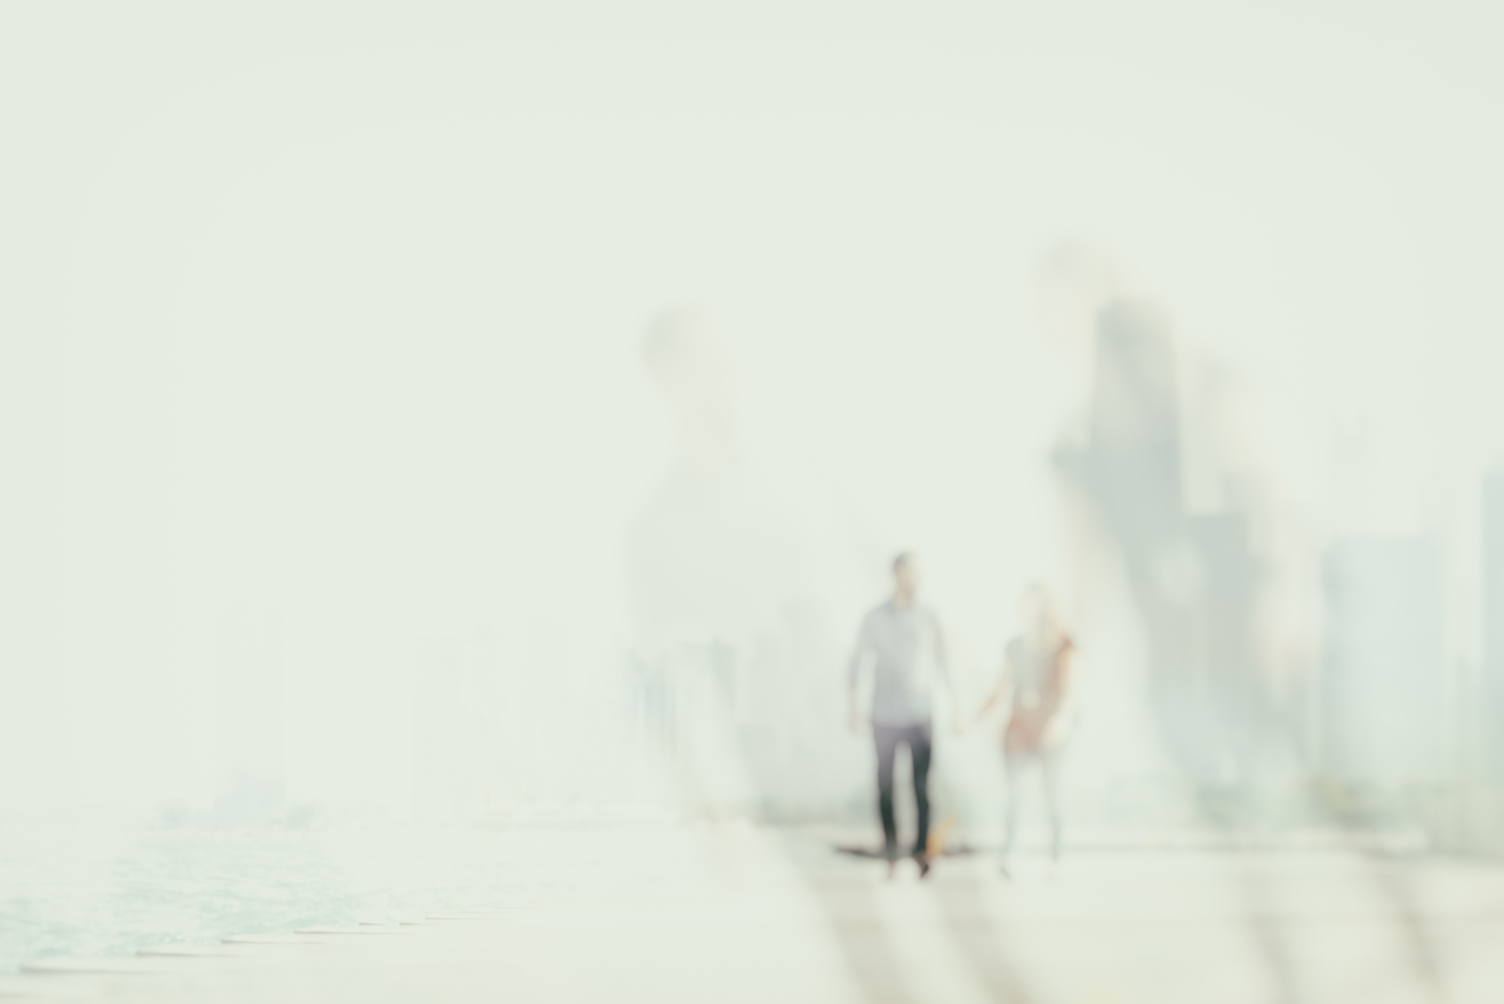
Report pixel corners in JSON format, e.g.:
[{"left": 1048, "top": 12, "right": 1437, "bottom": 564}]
[{"left": 3, "top": 824, "right": 1502, "bottom": 1003}]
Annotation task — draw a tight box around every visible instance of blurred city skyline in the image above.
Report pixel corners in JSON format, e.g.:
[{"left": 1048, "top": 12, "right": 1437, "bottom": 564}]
[{"left": 3, "top": 1, "right": 1504, "bottom": 829}]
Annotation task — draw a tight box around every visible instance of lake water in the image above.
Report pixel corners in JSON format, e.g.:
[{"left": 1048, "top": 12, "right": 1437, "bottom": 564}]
[{"left": 0, "top": 805, "right": 682, "bottom": 974}]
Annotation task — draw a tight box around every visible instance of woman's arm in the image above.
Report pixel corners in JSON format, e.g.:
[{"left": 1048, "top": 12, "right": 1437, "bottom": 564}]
[
  {"left": 1041, "top": 642, "right": 1076, "bottom": 744},
  {"left": 1053, "top": 642, "right": 1076, "bottom": 709},
  {"left": 969, "top": 651, "right": 1013, "bottom": 729}
]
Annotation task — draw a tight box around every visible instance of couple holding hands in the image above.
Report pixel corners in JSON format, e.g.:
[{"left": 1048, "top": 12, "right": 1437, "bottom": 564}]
[{"left": 847, "top": 552, "right": 1077, "bottom": 877}]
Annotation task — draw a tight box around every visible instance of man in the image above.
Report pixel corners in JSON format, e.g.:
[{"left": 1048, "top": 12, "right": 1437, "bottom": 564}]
[
  {"left": 1034, "top": 241, "right": 1307, "bottom": 786},
  {"left": 628, "top": 304, "right": 871, "bottom": 817},
  {"left": 848, "top": 552, "right": 957, "bottom": 877}
]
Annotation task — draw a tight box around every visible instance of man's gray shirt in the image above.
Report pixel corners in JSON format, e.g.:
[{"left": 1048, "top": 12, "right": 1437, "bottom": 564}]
[{"left": 848, "top": 601, "right": 950, "bottom": 727}]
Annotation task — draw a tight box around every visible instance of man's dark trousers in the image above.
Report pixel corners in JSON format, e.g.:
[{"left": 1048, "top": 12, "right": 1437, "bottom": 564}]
[{"left": 873, "top": 722, "right": 932, "bottom": 861}]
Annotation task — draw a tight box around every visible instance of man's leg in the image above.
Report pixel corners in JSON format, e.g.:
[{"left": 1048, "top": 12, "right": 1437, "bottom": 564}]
[
  {"left": 873, "top": 725, "right": 900, "bottom": 861},
  {"left": 909, "top": 723, "right": 933, "bottom": 859}
]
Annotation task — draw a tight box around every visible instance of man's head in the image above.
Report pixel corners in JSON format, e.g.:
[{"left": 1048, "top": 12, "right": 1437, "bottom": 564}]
[
  {"left": 892, "top": 552, "right": 921, "bottom": 602},
  {"left": 643, "top": 304, "right": 737, "bottom": 417},
  {"left": 1032, "top": 240, "right": 1127, "bottom": 372},
  {"left": 643, "top": 303, "right": 740, "bottom": 475}
]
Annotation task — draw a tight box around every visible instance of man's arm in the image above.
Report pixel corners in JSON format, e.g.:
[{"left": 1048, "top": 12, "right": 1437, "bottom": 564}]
[{"left": 932, "top": 612, "right": 963, "bottom": 733}]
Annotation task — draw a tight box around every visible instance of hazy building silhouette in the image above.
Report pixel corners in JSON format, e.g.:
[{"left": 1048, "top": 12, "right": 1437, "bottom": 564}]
[
  {"left": 1320, "top": 536, "right": 1445, "bottom": 781},
  {"left": 1054, "top": 296, "right": 1265, "bottom": 784},
  {"left": 1484, "top": 467, "right": 1504, "bottom": 780},
  {"left": 626, "top": 305, "right": 866, "bottom": 818},
  {"left": 411, "top": 634, "right": 490, "bottom": 823}
]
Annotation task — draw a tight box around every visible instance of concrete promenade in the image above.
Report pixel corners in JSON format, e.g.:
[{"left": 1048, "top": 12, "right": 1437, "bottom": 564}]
[{"left": 3, "top": 824, "right": 1502, "bottom": 1003}]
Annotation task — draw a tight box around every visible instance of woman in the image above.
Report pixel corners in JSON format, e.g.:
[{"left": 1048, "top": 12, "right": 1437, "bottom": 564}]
[{"left": 971, "top": 584, "right": 1077, "bottom": 873}]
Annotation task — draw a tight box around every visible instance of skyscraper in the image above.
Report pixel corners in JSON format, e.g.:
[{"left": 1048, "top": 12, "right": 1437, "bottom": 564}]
[
  {"left": 1321, "top": 536, "right": 1445, "bottom": 781},
  {"left": 1483, "top": 467, "right": 1504, "bottom": 780}
]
